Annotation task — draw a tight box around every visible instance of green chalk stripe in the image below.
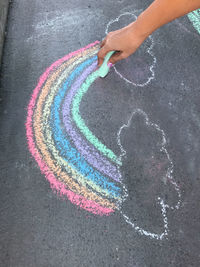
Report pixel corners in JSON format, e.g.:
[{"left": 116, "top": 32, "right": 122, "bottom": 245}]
[
  {"left": 187, "top": 9, "right": 200, "bottom": 35},
  {"left": 72, "top": 69, "right": 122, "bottom": 166}
]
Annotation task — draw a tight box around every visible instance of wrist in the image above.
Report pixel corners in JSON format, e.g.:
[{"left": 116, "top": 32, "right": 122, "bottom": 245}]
[
  {"left": 128, "top": 18, "right": 150, "bottom": 43},
  {"left": 135, "top": 14, "right": 155, "bottom": 38}
]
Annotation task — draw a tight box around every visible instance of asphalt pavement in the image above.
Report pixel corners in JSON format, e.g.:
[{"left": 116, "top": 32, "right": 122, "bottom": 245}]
[{"left": 0, "top": 1, "right": 200, "bottom": 266}]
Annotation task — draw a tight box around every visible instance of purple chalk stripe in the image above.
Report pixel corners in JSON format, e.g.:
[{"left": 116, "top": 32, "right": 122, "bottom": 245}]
[{"left": 62, "top": 61, "right": 121, "bottom": 182}]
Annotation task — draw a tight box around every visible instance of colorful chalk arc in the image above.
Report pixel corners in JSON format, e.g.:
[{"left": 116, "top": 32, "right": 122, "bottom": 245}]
[{"left": 26, "top": 41, "right": 124, "bottom": 216}]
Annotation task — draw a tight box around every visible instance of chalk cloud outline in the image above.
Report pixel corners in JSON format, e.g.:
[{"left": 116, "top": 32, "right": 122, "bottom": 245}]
[
  {"left": 105, "top": 12, "right": 156, "bottom": 87},
  {"left": 115, "top": 109, "right": 181, "bottom": 240}
]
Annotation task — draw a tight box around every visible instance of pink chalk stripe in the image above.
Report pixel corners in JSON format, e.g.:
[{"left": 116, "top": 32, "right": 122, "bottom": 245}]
[{"left": 26, "top": 41, "right": 114, "bottom": 215}]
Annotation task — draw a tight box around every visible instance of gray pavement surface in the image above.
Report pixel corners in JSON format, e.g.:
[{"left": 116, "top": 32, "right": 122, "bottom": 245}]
[{"left": 0, "top": 0, "right": 200, "bottom": 266}]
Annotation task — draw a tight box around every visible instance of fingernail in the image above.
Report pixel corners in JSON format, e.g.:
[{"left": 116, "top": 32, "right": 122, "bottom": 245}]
[{"left": 108, "top": 62, "right": 113, "bottom": 68}]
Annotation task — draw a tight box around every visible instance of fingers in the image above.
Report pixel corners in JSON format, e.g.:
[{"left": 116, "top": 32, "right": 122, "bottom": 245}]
[
  {"left": 109, "top": 51, "right": 127, "bottom": 65},
  {"left": 100, "top": 38, "right": 106, "bottom": 48},
  {"left": 97, "top": 44, "right": 111, "bottom": 67}
]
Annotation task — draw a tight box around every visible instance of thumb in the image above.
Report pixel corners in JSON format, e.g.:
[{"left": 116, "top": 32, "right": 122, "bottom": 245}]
[
  {"left": 109, "top": 51, "right": 127, "bottom": 65},
  {"left": 97, "top": 45, "right": 111, "bottom": 67}
]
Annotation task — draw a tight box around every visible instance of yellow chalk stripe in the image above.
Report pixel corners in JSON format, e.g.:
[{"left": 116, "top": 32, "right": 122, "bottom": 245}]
[{"left": 33, "top": 46, "right": 115, "bottom": 209}]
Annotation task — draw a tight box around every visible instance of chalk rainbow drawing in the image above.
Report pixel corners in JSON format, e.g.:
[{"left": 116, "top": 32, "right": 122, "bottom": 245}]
[
  {"left": 26, "top": 42, "right": 120, "bottom": 216},
  {"left": 187, "top": 9, "right": 200, "bottom": 35},
  {"left": 26, "top": 12, "right": 181, "bottom": 240}
]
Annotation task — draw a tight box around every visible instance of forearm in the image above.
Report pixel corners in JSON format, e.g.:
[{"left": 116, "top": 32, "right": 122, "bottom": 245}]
[
  {"left": 134, "top": 0, "right": 200, "bottom": 37},
  {"left": 97, "top": 0, "right": 200, "bottom": 65}
]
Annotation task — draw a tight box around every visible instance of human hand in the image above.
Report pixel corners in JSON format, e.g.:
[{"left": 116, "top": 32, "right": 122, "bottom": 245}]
[{"left": 97, "top": 22, "right": 148, "bottom": 67}]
